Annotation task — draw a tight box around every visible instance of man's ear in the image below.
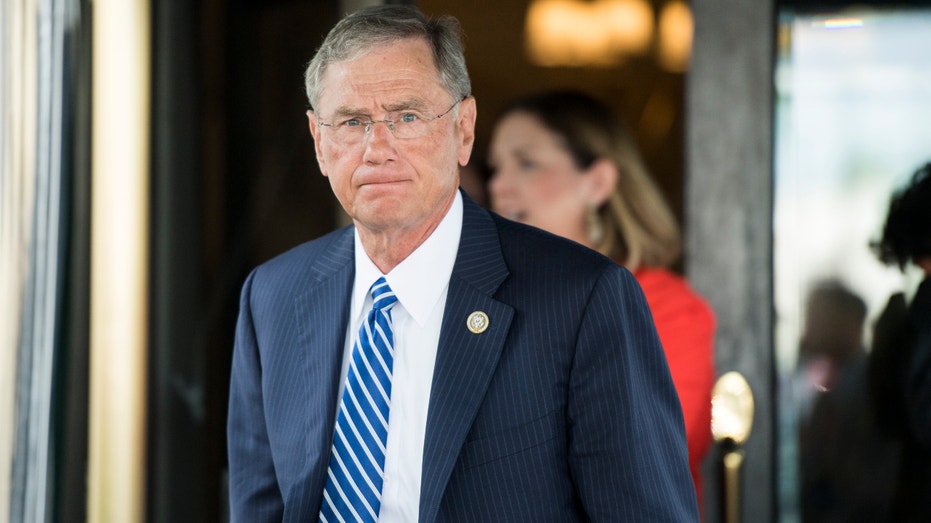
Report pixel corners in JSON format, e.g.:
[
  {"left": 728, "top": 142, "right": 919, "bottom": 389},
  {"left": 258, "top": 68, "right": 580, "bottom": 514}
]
[
  {"left": 307, "top": 110, "right": 328, "bottom": 177},
  {"left": 456, "top": 96, "right": 477, "bottom": 167},
  {"left": 585, "top": 158, "right": 618, "bottom": 205}
]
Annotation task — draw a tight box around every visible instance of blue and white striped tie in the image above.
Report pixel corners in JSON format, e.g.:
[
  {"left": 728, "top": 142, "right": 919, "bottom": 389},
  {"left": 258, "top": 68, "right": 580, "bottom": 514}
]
[{"left": 320, "top": 277, "right": 397, "bottom": 523}]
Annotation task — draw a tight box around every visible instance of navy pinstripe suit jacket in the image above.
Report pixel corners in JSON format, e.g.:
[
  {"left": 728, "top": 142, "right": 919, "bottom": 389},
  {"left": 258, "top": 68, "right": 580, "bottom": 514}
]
[{"left": 227, "top": 191, "right": 699, "bottom": 522}]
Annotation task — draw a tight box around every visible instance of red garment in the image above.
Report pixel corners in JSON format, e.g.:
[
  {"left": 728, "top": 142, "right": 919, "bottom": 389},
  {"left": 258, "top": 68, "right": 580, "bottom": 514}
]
[{"left": 635, "top": 268, "right": 716, "bottom": 505}]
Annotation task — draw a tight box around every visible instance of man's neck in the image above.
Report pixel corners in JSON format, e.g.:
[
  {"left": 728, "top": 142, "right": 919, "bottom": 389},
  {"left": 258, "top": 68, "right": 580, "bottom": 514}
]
[{"left": 356, "top": 193, "right": 456, "bottom": 274}]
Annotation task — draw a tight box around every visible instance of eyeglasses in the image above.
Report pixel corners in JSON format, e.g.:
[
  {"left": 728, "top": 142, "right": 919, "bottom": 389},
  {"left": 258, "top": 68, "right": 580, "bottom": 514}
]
[{"left": 317, "top": 99, "right": 462, "bottom": 145}]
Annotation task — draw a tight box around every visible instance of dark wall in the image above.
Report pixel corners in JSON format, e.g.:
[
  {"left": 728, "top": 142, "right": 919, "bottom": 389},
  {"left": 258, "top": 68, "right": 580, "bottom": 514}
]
[{"left": 149, "top": 1, "right": 338, "bottom": 521}]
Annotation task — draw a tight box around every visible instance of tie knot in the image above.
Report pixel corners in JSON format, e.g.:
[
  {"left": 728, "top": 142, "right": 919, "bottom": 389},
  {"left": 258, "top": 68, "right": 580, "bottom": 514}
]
[{"left": 370, "top": 277, "right": 398, "bottom": 311}]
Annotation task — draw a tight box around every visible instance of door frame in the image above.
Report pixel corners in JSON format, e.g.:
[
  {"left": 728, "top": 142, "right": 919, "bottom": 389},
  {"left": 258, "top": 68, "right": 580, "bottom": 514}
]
[{"left": 687, "top": 0, "right": 776, "bottom": 521}]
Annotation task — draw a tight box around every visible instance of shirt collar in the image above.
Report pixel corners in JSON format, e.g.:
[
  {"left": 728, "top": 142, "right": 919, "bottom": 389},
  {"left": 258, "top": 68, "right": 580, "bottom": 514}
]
[{"left": 352, "top": 190, "right": 463, "bottom": 325}]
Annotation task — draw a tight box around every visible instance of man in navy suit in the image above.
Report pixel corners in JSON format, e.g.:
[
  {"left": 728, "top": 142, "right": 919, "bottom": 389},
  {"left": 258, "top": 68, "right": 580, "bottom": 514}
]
[{"left": 227, "top": 5, "right": 699, "bottom": 522}]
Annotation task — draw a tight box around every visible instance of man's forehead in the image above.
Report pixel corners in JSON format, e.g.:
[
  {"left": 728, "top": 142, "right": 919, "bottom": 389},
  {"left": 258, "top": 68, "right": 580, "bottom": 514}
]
[
  {"left": 316, "top": 84, "right": 447, "bottom": 116},
  {"left": 316, "top": 67, "right": 446, "bottom": 114}
]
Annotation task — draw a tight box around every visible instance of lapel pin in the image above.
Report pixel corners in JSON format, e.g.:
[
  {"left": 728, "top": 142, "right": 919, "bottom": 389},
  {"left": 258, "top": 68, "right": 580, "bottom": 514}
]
[{"left": 467, "top": 311, "right": 489, "bottom": 334}]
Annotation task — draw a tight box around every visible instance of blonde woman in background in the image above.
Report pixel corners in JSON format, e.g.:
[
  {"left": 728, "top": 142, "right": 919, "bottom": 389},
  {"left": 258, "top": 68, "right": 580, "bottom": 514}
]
[{"left": 488, "top": 89, "right": 716, "bottom": 502}]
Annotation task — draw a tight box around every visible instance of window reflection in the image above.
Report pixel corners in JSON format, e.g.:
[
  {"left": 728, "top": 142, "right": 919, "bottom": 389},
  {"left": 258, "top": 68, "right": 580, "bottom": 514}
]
[{"left": 774, "top": 6, "right": 931, "bottom": 521}]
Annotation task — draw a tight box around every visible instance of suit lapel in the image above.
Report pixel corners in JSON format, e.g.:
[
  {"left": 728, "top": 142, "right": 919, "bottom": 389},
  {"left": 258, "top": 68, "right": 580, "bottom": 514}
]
[
  {"left": 290, "top": 227, "right": 355, "bottom": 516},
  {"left": 419, "top": 194, "right": 513, "bottom": 523}
]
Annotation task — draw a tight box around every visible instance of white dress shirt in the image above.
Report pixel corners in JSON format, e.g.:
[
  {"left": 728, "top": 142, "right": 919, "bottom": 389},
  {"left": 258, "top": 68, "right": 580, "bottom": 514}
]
[{"left": 340, "top": 191, "right": 463, "bottom": 523}]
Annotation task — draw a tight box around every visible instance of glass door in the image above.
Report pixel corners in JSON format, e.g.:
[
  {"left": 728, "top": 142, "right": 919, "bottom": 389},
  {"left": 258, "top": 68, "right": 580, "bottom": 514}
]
[{"left": 773, "top": 4, "right": 931, "bottom": 521}]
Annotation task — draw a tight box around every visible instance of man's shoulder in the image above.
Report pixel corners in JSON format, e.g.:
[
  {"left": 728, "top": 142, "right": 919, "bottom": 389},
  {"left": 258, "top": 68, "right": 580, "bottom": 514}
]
[
  {"left": 491, "top": 214, "right": 619, "bottom": 273},
  {"left": 457, "top": 196, "right": 627, "bottom": 293},
  {"left": 487, "top": 213, "right": 634, "bottom": 293},
  {"left": 250, "top": 225, "right": 354, "bottom": 287}
]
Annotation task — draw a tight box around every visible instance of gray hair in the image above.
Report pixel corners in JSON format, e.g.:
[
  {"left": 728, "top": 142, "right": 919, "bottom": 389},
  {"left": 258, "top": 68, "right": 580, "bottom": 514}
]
[{"left": 304, "top": 5, "right": 471, "bottom": 110}]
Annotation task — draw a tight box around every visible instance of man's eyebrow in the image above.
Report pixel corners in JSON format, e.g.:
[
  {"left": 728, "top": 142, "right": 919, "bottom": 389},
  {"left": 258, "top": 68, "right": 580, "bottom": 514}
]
[
  {"left": 383, "top": 99, "right": 429, "bottom": 112},
  {"left": 330, "top": 106, "right": 369, "bottom": 118}
]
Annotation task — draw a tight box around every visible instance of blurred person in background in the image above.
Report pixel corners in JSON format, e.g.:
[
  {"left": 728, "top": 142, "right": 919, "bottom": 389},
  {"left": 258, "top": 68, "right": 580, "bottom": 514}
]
[
  {"left": 794, "top": 280, "right": 868, "bottom": 414},
  {"left": 487, "top": 89, "right": 716, "bottom": 503},
  {"left": 869, "top": 162, "right": 931, "bottom": 521},
  {"left": 795, "top": 280, "right": 902, "bottom": 522}
]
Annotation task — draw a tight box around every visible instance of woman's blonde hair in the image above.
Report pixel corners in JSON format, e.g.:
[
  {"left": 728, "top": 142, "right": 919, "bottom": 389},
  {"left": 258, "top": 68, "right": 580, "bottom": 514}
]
[{"left": 498, "top": 90, "right": 681, "bottom": 270}]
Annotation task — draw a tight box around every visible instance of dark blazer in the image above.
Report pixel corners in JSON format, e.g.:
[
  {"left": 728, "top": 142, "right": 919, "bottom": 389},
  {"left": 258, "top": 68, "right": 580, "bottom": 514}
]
[{"left": 228, "top": 192, "right": 699, "bottom": 522}]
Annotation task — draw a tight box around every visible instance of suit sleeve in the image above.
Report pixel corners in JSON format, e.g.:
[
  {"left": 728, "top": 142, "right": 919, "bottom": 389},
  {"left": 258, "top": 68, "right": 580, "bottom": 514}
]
[
  {"left": 647, "top": 281, "right": 715, "bottom": 485},
  {"left": 227, "top": 269, "right": 284, "bottom": 522},
  {"left": 568, "top": 265, "right": 699, "bottom": 522}
]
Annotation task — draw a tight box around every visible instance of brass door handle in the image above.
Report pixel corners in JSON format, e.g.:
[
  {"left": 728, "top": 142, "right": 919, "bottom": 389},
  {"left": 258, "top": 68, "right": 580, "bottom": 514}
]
[
  {"left": 712, "top": 371, "right": 754, "bottom": 445},
  {"left": 711, "top": 372, "right": 755, "bottom": 523}
]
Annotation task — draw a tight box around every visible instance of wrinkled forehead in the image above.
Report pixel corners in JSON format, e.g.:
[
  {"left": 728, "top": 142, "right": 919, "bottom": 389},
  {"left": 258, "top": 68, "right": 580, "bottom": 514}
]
[{"left": 315, "top": 39, "right": 448, "bottom": 113}]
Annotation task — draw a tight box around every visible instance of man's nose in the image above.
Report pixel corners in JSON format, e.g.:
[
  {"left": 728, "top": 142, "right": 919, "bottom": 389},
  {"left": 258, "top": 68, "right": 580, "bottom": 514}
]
[
  {"left": 365, "top": 120, "right": 395, "bottom": 140},
  {"left": 362, "top": 120, "right": 397, "bottom": 162}
]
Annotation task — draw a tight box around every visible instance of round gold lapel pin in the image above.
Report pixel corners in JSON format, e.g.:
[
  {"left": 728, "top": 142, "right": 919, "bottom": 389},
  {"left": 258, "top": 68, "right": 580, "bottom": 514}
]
[{"left": 467, "top": 311, "right": 489, "bottom": 334}]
